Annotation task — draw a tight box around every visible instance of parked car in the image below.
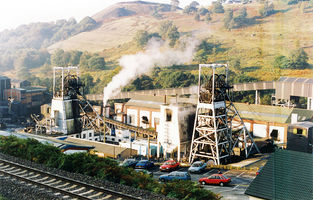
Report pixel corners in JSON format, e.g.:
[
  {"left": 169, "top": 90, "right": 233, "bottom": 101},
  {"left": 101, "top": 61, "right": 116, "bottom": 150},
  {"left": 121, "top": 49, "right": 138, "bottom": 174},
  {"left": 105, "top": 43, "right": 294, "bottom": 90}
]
[
  {"left": 159, "top": 171, "right": 191, "bottom": 182},
  {"left": 135, "top": 160, "right": 154, "bottom": 169},
  {"left": 199, "top": 174, "right": 231, "bottom": 186},
  {"left": 159, "top": 160, "right": 180, "bottom": 172},
  {"left": 188, "top": 161, "right": 207, "bottom": 173},
  {"left": 119, "top": 159, "right": 138, "bottom": 168},
  {"left": 135, "top": 169, "right": 153, "bottom": 177}
]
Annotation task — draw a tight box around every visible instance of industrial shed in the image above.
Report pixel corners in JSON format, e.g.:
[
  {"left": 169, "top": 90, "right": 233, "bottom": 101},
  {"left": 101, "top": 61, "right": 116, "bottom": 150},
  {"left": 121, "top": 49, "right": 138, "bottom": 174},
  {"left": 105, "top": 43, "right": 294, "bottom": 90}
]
[{"left": 234, "top": 103, "right": 313, "bottom": 145}]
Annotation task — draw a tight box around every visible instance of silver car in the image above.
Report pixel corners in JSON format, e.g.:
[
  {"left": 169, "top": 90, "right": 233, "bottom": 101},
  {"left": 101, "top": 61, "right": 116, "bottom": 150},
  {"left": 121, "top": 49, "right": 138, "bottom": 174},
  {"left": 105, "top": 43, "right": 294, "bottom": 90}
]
[{"left": 188, "top": 161, "right": 207, "bottom": 173}]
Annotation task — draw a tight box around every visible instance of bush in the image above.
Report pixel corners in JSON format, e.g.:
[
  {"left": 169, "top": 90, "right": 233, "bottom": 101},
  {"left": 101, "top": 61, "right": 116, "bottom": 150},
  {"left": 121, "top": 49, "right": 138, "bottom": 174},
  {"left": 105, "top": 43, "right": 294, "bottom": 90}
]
[
  {"left": 212, "top": 2, "right": 224, "bottom": 13},
  {"left": 0, "top": 136, "right": 220, "bottom": 200}
]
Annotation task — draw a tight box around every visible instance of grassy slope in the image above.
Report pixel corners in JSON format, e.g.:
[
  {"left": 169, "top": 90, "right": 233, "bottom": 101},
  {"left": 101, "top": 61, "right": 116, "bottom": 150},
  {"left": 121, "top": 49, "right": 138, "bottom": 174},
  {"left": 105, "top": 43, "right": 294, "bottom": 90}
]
[{"left": 46, "top": 2, "right": 313, "bottom": 82}]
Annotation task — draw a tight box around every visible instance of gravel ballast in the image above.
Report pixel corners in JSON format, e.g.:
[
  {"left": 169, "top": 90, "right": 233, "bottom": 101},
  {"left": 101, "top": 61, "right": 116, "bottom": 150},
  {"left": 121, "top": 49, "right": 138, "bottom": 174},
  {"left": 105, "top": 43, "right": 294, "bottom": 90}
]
[{"left": 0, "top": 152, "right": 175, "bottom": 200}]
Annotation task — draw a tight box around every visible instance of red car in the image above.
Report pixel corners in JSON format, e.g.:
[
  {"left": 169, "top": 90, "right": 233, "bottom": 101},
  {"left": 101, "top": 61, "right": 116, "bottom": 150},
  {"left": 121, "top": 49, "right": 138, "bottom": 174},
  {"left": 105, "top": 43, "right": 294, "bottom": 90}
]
[
  {"left": 159, "top": 160, "right": 180, "bottom": 171},
  {"left": 199, "top": 174, "right": 231, "bottom": 186}
]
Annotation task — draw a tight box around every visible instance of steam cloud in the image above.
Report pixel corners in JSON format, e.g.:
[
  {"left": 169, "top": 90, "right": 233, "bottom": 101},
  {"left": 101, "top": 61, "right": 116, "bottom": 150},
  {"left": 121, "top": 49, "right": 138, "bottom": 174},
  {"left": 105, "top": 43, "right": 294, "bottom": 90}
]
[{"left": 103, "top": 37, "right": 199, "bottom": 106}]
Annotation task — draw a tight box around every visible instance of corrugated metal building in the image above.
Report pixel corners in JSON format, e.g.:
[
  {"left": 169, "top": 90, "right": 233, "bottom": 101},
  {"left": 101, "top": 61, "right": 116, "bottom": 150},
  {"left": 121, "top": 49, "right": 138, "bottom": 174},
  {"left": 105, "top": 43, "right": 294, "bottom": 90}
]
[{"left": 0, "top": 76, "right": 11, "bottom": 101}]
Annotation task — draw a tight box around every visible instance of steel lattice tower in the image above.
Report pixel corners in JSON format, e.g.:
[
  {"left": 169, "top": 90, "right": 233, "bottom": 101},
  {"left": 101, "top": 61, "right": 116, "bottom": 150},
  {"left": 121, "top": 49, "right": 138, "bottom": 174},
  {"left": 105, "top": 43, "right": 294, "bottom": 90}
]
[{"left": 189, "top": 64, "right": 259, "bottom": 165}]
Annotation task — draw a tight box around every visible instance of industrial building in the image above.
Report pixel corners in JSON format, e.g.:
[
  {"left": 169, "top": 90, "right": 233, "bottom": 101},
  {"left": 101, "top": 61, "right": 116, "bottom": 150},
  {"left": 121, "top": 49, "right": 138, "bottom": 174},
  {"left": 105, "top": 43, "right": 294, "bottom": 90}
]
[
  {"left": 4, "top": 87, "right": 48, "bottom": 108},
  {"left": 107, "top": 95, "right": 196, "bottom": 161},
  {"left": 234, "top": 102, "right": 313, "bottom": 146},
  {"left": 0, "top": 75, "right": 11, "bottom": 101}
]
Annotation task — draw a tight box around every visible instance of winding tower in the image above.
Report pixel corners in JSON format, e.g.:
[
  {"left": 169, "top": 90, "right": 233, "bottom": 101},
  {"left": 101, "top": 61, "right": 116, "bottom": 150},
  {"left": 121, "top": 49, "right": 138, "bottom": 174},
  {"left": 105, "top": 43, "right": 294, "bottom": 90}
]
[{"left": 189, "top": 64, "right": 259, "bottom": 165}]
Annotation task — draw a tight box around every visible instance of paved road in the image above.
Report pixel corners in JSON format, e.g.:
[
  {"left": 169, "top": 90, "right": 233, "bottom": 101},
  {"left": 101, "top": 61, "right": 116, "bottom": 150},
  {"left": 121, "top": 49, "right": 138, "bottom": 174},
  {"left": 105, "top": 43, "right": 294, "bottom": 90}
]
[{"left": 150, "top": 167, "right": 256, "bottom": 200}]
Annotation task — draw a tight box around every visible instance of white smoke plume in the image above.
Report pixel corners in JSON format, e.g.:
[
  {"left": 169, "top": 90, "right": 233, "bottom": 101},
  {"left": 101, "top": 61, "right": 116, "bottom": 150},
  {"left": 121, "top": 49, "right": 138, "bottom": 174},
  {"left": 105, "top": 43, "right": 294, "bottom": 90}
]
[{"left": 103, "top": 37, "right": 199, "bottom": 106}]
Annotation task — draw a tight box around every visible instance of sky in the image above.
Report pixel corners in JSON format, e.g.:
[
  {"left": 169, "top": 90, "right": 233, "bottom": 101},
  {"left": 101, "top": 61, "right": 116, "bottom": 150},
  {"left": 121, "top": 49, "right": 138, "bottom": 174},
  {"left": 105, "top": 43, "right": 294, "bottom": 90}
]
[{"left": 0, "top": 0, "right": 213, "bottom": 31}]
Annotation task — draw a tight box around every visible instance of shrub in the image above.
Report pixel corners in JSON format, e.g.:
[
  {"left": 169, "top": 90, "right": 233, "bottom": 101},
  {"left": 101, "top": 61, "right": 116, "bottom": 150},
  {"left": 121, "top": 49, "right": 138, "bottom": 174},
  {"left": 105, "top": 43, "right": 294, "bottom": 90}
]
[{"left": 0, "top": 136, "right": 220, "bottom": 200}]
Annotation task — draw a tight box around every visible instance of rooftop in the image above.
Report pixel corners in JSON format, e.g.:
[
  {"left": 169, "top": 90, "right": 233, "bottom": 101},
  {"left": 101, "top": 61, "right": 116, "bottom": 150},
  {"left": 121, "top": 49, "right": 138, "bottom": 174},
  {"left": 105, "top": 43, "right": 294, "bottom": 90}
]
[
  {"left": 245, "top": 150, "right": 313, "bottom": 200},
  {"left": 234, "top": 102, "right": 313, "bottom": 124},
  {"left": 0, "top": 75, "right": 10, "bottom": 80}
]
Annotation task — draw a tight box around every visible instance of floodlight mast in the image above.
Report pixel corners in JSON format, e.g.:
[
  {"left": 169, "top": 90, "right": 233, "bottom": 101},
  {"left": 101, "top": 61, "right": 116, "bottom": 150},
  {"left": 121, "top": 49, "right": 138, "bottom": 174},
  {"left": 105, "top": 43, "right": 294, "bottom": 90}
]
[{"left": 189, "top": 64, "right": 259, "bottom": 165}]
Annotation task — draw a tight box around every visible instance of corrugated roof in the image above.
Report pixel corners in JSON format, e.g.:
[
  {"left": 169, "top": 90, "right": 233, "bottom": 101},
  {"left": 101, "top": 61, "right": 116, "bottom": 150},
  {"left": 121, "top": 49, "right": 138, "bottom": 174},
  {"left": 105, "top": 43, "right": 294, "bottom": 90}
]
[
  {"left": 279, "top": 77, "right": 313, "bottom": 83},
  {"left": 0, "top": 76, "right": 10, "bottom": 80},
  {"left": 125, "top": 95, "right": 168, "bottom": 109},
  {"left": 234, "top": 103, "right": 313, "bottom": 124},
  {"left": 245, "top": 150, "right": 313, "bottom": 200}
]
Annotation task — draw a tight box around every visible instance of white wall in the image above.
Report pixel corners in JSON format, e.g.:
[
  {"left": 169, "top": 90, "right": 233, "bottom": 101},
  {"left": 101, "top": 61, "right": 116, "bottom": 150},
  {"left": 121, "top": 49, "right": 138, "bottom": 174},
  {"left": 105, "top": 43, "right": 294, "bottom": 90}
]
[
  {"left": 126, "top": 108, "right": 137, "bottom": 126},
  {"left": 269, "top": 126, "right": 285, "bottom": 143},
  {"left": 253, "top": 124, "right": 267, "bottom": 138},
  {"left": 152, "top": 111, "right": 161, "bottom": 132}
]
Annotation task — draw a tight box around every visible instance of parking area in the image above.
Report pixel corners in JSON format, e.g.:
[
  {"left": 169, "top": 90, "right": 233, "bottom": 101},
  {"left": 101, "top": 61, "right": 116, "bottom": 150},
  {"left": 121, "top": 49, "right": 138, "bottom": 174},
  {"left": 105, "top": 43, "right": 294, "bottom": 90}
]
[{"left": 151, "top": 167, "right": 256, "bottom": 200}]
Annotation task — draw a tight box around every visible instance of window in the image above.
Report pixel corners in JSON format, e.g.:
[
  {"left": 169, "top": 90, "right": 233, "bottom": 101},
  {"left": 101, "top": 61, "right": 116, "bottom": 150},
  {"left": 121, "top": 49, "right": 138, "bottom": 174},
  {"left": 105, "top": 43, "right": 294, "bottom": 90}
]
[
  {"left": 166, "top": 109, "right": 172, "bottom": 122},
  {"left": 128, "top": 114, "right": 135, "bottom": 125},
  {"left": 89, "top": 132, "right": 92, "bottom": 137},
  {"left": 83, "top": 134, "right": 86, "bottom": 139},
  {"left": 142, "top": 116, "right": 149, "bottom": 124},
  {"left": 293, "top": 128, "right": 307, "bottom": 136}
]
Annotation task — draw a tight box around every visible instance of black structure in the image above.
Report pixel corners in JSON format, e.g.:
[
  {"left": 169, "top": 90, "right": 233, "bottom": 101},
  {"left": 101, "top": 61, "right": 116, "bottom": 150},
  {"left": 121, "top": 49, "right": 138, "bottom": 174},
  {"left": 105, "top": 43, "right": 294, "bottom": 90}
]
[
  {"left": 287, "top": 121, "right": 313, "bottom": 154},
  {"left": 245, "top": 149, "right": 313, "bottom": 200}
]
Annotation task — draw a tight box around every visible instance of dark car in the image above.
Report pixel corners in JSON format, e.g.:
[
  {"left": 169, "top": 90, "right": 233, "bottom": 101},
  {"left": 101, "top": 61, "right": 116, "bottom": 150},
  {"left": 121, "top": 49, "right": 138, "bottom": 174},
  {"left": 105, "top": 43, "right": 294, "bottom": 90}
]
[
  {"left": 159, "top": 160, "right": 180, "bottom": 172},
  {"left": 119, "top": 159, "right": 138, "bottom": 168},
  {"left": 159, "top": 171, "right": 191, "bottom": 182},
  {"left": 199, "top": 174, "right": 231, "bottom": 186},
  {"left": 135, "top": 160, "right": 154, "bottom": 169}
]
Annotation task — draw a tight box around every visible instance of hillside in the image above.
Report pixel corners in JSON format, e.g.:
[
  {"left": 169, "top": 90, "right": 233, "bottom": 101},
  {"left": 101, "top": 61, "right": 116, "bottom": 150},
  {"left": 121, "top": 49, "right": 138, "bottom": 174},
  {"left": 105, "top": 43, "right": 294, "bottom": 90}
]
[
  {"left": 1, "top": 0, "right": 313, "bottom": 84},
  {"left": 92, "top": 1, "right": 173, "bottom": 22},
  {"left": 47, "top": 1, "right": 313, "bottom": 81}
]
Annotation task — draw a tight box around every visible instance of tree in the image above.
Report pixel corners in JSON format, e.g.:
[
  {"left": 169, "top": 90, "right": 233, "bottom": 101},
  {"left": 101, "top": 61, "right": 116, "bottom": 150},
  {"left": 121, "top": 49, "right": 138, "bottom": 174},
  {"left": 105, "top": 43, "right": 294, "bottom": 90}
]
[
  {"left": 159, "top": 21, "right": 180, "bottom": 47},
  {"left": 288, "top": 48, "right": 309, "bottom": 69},
  {"left": 134, "top": 30, "right": 161, "bottom": 47},
  {"left": 134, "top": 30, "right": 150, "bottom": 47},
  {"left": 183, "top": 5, "right": 197, "bottom": 14},
  {"left": 168, "top": 26, "right": 180, "bottom": 47},
  {"left": 171, "top": 0, "right": 179, "bottom": 11},
  {"left": 80, "top": 74, "right": 94, "bottom": 94},
  {"left": 69, "top": 50, "right": 83, "bottom": 66},
  {"left": 273, "top": 55, "right": 289, "bottom": 69},
  {"left": 190, "top": 1, "right": 200, "bottom": 8},
  {"left": 51, "top": 49, "right": 67, "bottom": 66},
  {"left": 234, "top": 7, "right": 248, "bottom": 28},
  {"left": 212, "top": 1, "right": 224, "bottom": 13},
  {"left": 231, "top": 59, "right": 242, "bottom": 73},
  {"left": 88, "top": 56, "right": 106, "bottom": 70},
  {"left": 124, "top": 75, "right": 154, "bottom": 91},
  {"left": 224, "top": 9, "right": 234, "bottom": 29},
  {"left": 205, "top": 13, "right": 212, "bottom": 23},
  {"left": 155, "top": 71, "right": 196, "bottom": 88},
  {"left": 199, "top": 8, "right": 210, "bottom": 16},
  {"left": 259, "top": 1, "right": 275, "bottom": 17}
]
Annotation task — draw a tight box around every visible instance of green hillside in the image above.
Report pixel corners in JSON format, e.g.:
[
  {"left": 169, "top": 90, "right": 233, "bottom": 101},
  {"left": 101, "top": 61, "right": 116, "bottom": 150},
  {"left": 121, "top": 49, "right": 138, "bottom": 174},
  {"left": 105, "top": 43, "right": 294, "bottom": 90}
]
[{"left": 1, "top": 0, "right": 313, "bottom": 93}]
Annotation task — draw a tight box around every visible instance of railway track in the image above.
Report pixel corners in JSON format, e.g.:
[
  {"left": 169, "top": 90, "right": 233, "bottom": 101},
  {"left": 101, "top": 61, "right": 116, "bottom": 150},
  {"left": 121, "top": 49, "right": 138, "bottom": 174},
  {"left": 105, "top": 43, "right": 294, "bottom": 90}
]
[{"left": 0, "top": 158, "right": 141, "bottom": 200}]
